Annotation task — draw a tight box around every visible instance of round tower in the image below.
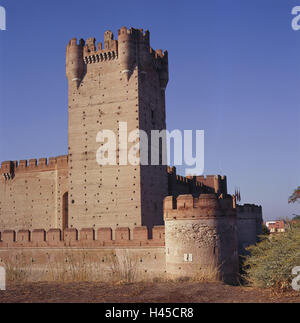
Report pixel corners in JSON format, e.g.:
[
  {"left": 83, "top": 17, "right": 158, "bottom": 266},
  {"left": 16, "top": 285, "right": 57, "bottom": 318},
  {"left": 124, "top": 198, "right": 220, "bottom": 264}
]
[
  {"left": 117, "top": 27, "right": 136, "bottom": 76},
  {"left": 138, "top": 30, "right": 151, "bottom": 71},
  {"left": 164, "top": 194, "right": 239, "bottom": 284},
  {"left": 157, "top": 50, "right": 169, "bottom": 90},
  {"left": 66, "top": 38, "right": 84, "bottom": 88}
]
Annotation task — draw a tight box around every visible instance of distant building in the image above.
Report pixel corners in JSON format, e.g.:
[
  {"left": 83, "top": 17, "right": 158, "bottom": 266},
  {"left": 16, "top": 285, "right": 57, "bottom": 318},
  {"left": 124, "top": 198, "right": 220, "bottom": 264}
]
[{"left": 265, "top": 221, "right": 286, "bottom": 233}]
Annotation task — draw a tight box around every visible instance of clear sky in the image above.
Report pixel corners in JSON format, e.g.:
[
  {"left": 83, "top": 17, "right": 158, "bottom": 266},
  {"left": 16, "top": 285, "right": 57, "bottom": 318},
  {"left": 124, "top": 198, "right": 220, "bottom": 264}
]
[{"left": 0, "top": 0, "right": 299, "bottom": 221}]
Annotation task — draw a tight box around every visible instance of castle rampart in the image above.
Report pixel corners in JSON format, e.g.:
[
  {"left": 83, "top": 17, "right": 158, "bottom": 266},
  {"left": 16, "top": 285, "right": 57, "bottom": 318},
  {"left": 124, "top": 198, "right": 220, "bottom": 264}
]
[
  {"left": 0, "top": 226, "right": 166, "bottom": 282},
  {"left": 0, "top": 156, "right": 68, "bottom": 176},
  {"left": 0, "top": 156, "right": 68, "bottom": 232},
  {"left": 168, "top": 167, "right": 216, "bottom": 197},
  {"left": 236, "top": 204, "right": 263, "bottom": 255},
  {"left": 0, "top": 226, "right": 165, "bottom": 248},
  {"left": 164, "top": 194, "right": 239, "bottom": 284}
]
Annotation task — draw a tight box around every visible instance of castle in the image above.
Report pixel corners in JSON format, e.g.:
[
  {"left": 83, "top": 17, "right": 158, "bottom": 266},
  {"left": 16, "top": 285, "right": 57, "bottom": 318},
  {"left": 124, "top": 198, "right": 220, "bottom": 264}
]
[{"left": 0, "top": 27, "right": 262, "bottom": 284}]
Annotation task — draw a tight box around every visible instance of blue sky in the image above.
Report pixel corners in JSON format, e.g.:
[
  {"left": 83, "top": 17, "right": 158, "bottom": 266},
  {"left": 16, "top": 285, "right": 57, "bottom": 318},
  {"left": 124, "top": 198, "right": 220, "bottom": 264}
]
[{"left": 0, "top": 0, "right": 299, "bottom": 221}]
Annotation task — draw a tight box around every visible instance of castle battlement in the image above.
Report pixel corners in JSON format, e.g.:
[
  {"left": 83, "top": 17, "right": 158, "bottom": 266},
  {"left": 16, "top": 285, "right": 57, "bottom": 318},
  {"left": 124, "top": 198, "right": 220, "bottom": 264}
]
[
  {"left": 0, "top": 226, "right": 165, "bottom": 248},
  {"left": 66, "top": 27, "right": 168, "bottom": 87},
  {"left": 83, "top": 33, "right": 118, "bottom": 64},
  {"left": 66, "top": 28, "right": 167, "bottom": 63},
  {"left": 195, "top": 175, "right": 227, "bottom": 181},
  {"left": 164, "top": 194, "right": 236, "bottom": 220},
  {"left": 118, "top": 26, "right": 150, "bottom": 40},
  {"left": 168, "top": 167, "right": 223, "bottom": 196},
  {"left": 236, "top": 204, "right": 262, "bottom": 218},
  {"left": 0, "top": 155, "right": 68, "bottom": 178},
  {"left": 236, "top": 204, "right": 262, "bottom": 213}
]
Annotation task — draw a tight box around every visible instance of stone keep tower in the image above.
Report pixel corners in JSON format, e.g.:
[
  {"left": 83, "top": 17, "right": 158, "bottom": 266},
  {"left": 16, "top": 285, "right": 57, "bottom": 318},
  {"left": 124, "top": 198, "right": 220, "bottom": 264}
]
[{"left": 66, "top": 27, "right": 169, "bottom": 232}]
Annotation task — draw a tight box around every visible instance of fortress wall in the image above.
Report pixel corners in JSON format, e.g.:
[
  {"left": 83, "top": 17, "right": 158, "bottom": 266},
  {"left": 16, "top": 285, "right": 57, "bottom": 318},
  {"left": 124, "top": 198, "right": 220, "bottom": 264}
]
[
  {"left": 169, "top": 176, "right": 191, "bottom": 197},
  {"left": 236, "top": 204, "right": 263, "bottom": 255},
  {"left": 0, "top": 226, "right": 166, "bottom": 281},
  {"left": 0, "top": 247, "right": 166, "bottom": 282},
  {"left": 195, "top": 175, "right": 227, "bottom": 195},
  {"left": 167, "top": 167, "right": 218, "bottom": 197},
  {"left": 0, "top": 157, "right": 68, "bottom": 232}
]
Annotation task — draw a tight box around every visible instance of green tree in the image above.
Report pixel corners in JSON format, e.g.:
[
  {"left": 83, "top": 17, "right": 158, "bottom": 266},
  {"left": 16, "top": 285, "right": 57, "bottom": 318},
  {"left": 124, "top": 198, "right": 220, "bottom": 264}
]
[
  {"left": 261, "top": 224, "right": 270, "bottom": 235},
  {"left": 243, "top": 222, "right": 300, "bottom": 289}
]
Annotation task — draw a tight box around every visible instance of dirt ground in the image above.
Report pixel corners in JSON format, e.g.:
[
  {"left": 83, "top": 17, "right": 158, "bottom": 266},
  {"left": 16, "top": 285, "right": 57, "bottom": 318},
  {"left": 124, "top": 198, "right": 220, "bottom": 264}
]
[{"left": 0, "top": 281, "right": 299, "bottom": 303}]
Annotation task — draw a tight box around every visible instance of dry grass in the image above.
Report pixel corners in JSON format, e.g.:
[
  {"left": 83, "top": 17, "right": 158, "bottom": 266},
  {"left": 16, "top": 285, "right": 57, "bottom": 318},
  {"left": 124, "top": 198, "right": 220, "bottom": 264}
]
[
  {"left": 3, "top": 252, "right": 32, "bottom": 284},
  {"left": 194, "top": 263, "right": 221, "bottom": 282},
  {"left": 44, "top": 249, "right": 104, "bottom": 282},
  {"left": 108, "top": 251, "right": 139, "bottom": 283},
  {"left": 1, "top": 251, "right": 222, "bottom": 285},
  {"left": 1, "top": 249, "right": 142, "bottom": 284}
]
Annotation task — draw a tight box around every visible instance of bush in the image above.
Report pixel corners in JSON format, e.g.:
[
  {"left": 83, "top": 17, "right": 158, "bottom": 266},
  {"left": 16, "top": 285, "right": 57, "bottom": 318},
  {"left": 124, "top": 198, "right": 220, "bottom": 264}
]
[{"left": 243, "top": 222, "right": 300, "bottom": 290}]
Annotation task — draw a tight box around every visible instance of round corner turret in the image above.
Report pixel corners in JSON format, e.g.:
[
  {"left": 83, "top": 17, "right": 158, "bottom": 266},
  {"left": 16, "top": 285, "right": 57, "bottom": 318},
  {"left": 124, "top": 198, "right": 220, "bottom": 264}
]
[
  {"left": 164, "top": 194, "right": 239, "bottom": 284},
  {"left": 66, "top": 38, "right": 84, "bottom": 88}
]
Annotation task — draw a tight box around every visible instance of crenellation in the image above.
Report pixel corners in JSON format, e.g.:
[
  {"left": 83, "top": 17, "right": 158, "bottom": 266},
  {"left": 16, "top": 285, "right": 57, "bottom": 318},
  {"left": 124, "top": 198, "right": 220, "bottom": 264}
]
[
  {"left": 17, "top": 230, "right": 30, "bottom": 243},
  {"left": 32, "top": 229, "right": 46, "bottom": 243},
  {"left": 2, "top": 230, "right": 15, "bottom": 243},
  {"left": 85, "top": 37, "right": 96, "bottom": 52},
  {"left": 236, "top": 204, "right": 262, "bottom": 214},
  {"left": 47, "top": 229, "right": 62, "bottom": 246},
  {"left": 64, "top": 228, "right": 78, "bottom": 243},
  {"left": 152, "top": 226, "right": 165, "bottom": 242},
  {"left": 28, "top": 159, "right": 37, "bottom": 169},
  {"left": 0, "top": 161, "right": 13, "bottom": 175},
  {"left": 115, "top": 227, "right": 130, "bottom": 242},
  {"left": 133, "top": 226, "right": 148, "bottom": 241},
  {"left": 0, "top": 156, "right": 68, "bottom": 176},
  {"left": 163, "top": 196, "right": 175, "bottom": 211},
  {"left": 38, "top": 158, "right": 48, "bottom": 168},
  {"left": 18, "top": 160, "right": 27, "bottom": 169},
  {"left": 177, "top": 194, "right": 194, "bottom": 209},
  {"left": 0, "top": 226, "right": 166, "bottom": 248},
  {"left": 80, "top": 228, "right": 95, "bottom": 241},
  {"left": 164, "top": 194, "right": 236, "bottom": 220},
  {"left": 98, "top": 228, "right": 112, "bottom": 244}
]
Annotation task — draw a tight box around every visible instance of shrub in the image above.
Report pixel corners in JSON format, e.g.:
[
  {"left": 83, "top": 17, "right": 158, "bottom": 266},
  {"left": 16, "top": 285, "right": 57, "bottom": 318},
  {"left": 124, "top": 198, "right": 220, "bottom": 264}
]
[{"left": 243, "top": 222, "right": 300, "bottom": 290}]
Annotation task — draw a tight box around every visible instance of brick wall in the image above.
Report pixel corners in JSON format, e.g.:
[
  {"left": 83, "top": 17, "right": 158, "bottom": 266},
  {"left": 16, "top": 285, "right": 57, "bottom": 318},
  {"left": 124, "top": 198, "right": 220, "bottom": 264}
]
[{"left": 0, "top": 157, "right": 68, "bottom": 231}]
